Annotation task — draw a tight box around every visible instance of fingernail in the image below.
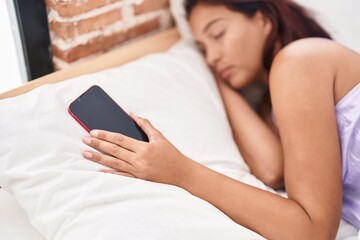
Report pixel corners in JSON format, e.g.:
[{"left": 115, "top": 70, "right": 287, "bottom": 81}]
[
  {"left": 83, "top": 137, "right": 91, "bottom": 144},
  {"left": 90, "top": 130, "right": 99, "bottom": 137},
  {"left": 83, "top": 151, "right": 93, "bottom": 158}
]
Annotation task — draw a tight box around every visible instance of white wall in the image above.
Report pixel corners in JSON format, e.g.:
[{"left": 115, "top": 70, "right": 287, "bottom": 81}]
[
  {"left": 0, "top": 1, "right": 27, "bottom": 94},
  {"left": 294, "top": 0, "right": 360, "bottom": 52}
]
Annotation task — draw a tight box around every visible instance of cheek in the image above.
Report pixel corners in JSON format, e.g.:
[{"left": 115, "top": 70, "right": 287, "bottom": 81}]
[
  {"left": 224, "top": 32, "right": 245, "bottom": 62},
  {"left": 225, "top": 30, "right": 256, "bottom": 67},
  {"left": 228, "top": 31, "right": 265, "bottom": 79}
]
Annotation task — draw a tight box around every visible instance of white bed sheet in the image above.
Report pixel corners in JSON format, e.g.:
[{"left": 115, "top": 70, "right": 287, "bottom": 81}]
[{"left": 1, "top": 189, "right": 358, "bottom": 240}]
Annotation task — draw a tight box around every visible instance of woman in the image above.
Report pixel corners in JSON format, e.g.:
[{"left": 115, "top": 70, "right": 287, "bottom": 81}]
[{"left": 81, "top": 0, "right": 360, "bottom": 238}]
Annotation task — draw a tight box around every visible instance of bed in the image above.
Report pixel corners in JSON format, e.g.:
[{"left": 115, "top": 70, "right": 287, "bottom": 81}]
[{"left": 0, "top": 21, "right": 359, "bottom": 240}]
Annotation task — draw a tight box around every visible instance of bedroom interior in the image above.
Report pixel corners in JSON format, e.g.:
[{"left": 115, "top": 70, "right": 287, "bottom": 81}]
[{"left": 0, "top": 0, "right": 359, "bottom": 239}]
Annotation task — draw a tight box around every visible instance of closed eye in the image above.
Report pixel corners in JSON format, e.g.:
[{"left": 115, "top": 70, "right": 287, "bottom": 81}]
[{"left": 213, "top": 30, "right": 225, "bottom": 40}]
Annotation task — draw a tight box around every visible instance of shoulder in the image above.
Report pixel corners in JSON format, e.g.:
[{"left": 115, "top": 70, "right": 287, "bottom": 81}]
[
  {"left": 273, "top": 38, "right": 341, "bottom": 66},
  {"left": 269, "top": 38, "right": 339, "bottom": 93}
]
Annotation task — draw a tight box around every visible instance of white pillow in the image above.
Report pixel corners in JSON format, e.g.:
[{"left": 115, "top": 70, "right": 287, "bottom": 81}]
[
  {"left": 0, "top": 40, "right": 268, "bottom": 240},
  {"left": 0, "top": 190, "right": 44, "bottom": 240}
]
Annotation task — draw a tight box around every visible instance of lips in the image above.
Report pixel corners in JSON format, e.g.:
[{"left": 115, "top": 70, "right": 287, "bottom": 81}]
[{"left": 218, "top": 66, "right": 233, "bottom": 80}]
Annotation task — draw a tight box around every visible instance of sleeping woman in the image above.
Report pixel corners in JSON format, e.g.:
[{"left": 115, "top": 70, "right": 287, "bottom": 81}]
[{"left": 81, "top": 0, "right": 360, "bottom": 239}]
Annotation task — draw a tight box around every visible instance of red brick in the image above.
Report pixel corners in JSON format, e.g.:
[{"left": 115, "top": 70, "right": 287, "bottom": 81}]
[
  {"left": 45, "top": 0, "right": 119, "bottom": 18},
  {"left": 50, "top": 9, "right": 122, "bottom": 40},
  {"left": 52, "top": 18, "right": 161, "bottom": 63},
  {"left": 134, "top": 0, "right": 169, "bottom": 15}
]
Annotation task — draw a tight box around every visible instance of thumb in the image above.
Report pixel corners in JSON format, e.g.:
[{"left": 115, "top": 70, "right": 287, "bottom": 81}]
[{"left": 130, "top": 113, "right": 158, "bottom": 141}]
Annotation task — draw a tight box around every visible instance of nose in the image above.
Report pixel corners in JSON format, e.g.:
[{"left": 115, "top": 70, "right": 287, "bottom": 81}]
[{"left": 205, "top": 46, "right": 221, "bottom": 67}]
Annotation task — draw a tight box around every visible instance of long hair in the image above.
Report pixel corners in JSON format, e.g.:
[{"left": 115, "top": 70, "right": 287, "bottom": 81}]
[{"left": 185, "top": 0, "right": 331, "bottom": 70}]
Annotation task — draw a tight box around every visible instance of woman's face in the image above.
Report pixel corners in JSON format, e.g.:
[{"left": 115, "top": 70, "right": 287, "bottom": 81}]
[{"left": 189, "top": 3, "right": 272, "bottom": 89}]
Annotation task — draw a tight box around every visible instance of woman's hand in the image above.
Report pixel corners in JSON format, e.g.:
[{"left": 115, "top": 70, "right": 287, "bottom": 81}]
[{"left": 82, "top": 113, "right": 192, "bottom": 186}]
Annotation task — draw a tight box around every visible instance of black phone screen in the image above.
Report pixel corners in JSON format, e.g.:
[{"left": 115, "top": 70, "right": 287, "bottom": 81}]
[{"left": 69, "top": 85, "right": 149, "bottom": 142}]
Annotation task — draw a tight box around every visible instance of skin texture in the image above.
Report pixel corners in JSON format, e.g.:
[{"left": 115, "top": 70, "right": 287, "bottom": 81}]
[{"left": 82, "top": 3, "right": 360, "bottom": 239}]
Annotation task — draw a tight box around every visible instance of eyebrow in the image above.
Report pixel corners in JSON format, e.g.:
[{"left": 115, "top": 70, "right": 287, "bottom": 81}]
[{"left": 203, "top": 18, "right": 224, "bottom": 33}]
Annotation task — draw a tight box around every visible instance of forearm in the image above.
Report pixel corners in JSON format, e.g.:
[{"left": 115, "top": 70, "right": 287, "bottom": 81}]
[
  {"left": 177, "top": 159, "right": 332, "bottom": 240},
  {"left": 218, "top": 82, "right": 283, "bottom": 188}
]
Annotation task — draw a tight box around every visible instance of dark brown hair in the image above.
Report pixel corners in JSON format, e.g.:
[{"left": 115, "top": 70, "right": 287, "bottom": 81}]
[{"left": 185, "top": 0, "right": 331, "bottom": 70}]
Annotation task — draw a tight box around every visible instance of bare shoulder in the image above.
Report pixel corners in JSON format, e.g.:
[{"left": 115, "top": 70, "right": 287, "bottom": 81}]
[
  {"left": 273, "top": 38, "right": 344, "bottom": 65},
  {"left": 269, "top": 38, "right": 337, "bottom": 94},
  {"left": 270, "top": 38, "right": 360, "bottom": 78},
  {"left": 270, "top": 38, "right": 339, "bottom": 81},
  {"left": 270, "top": 38, "right": 360, "bottom": 103}
]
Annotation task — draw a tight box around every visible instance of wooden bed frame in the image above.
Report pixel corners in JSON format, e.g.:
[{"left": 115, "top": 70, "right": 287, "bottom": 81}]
[{"left": 0, "top": 28, "right": 180, "bottom": 100}]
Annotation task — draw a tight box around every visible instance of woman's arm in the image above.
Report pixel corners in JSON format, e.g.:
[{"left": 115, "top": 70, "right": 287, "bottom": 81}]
[{"left": 217, "top": 80, "right": 284, "bottom": 188}]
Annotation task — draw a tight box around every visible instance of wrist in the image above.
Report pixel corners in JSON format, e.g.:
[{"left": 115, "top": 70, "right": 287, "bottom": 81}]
[{"left": 174, "top": 156, "right": 202, "bottom": 190}]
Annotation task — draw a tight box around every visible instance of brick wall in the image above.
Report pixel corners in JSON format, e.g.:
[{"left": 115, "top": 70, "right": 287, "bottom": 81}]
[{"left": 45, "top": 0, "right": 174, "bottom": 70}]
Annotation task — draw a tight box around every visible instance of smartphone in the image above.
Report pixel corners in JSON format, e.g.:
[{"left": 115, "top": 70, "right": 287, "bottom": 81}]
[{"left": 68, "top": 85, "right": 148, "bottom": 142}]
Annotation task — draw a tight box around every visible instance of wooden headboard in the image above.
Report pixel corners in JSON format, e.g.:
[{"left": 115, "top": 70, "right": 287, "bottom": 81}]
[{"left": 0, "top": 28, "right": 180, "bottom": 100}]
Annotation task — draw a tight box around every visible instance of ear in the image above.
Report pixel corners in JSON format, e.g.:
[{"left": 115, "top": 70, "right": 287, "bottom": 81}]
[{"left": 254, "top": 10, "right": 272, "bottom": 35}]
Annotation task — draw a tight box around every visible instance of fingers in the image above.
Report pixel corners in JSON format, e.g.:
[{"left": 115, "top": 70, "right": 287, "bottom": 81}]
[
  {"left": 90, "top": 130, "right": 139, "bottom": 152},
  {"left": 129, "top": 113, "right": 159, "bottom": 141},
  {"left": 83, "top": 150, "right": 134, "bottom": 173},
  {"left": 83, "top": 137, "right": 135, "bottom": 166}
]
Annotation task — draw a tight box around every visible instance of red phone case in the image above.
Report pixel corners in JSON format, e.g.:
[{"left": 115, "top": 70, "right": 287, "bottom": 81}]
[{"left": 68, "top": 85, "right": 95, "bottom": 133}]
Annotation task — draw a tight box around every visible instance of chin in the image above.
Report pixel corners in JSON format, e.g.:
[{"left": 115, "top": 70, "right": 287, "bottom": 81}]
[{"left": 227, "top": 75, "right": 252, "bottom": 90}]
